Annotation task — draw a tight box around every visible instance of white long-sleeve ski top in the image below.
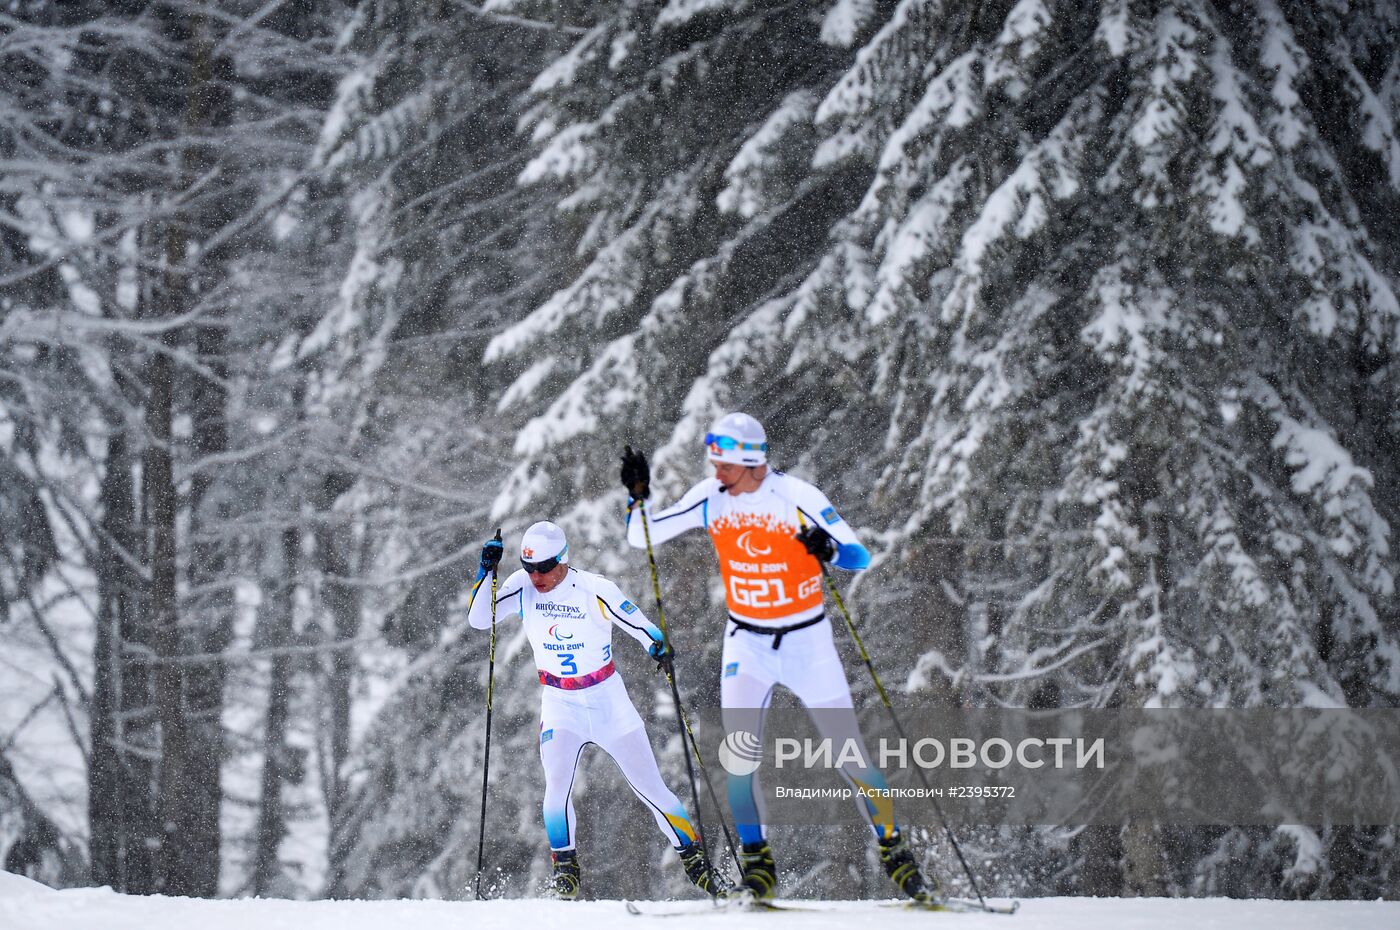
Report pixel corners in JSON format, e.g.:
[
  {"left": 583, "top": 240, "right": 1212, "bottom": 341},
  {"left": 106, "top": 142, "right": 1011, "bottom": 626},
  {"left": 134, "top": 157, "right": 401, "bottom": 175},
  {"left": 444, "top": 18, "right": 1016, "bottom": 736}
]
[
  {"left": 625, "top": 470, "right": 871, "bottom": 625},
  {"left": 467, "top": 565, "right": 663, "bottom": 680}
]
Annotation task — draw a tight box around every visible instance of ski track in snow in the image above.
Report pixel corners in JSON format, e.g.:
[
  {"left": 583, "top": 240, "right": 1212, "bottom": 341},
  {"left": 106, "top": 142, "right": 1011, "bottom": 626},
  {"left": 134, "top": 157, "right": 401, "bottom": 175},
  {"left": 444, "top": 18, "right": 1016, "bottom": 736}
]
[{"left": 1, "top": 875, "right": 1395, "bottom": 930}]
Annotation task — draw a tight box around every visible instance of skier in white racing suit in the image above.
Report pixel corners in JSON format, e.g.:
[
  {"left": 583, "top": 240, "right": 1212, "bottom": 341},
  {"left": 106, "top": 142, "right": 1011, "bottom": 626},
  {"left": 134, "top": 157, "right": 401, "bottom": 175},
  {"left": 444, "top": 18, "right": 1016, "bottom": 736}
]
[
  {"left": 467, "top": 520, "right": 727, "bottom": 900},
  {"left": 620, "top": 412, "right": 937, "bottom": 903}
]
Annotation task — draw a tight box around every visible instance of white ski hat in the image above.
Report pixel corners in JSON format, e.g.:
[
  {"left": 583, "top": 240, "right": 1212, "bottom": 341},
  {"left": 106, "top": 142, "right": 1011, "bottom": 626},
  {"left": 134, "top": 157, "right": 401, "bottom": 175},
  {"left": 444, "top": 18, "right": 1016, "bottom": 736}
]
[
  {"left": 520, "top": 521, "right": 569, "bottom": 565},
  {"left": 704, "top": 412, "right": 768, "bottom": 466}
]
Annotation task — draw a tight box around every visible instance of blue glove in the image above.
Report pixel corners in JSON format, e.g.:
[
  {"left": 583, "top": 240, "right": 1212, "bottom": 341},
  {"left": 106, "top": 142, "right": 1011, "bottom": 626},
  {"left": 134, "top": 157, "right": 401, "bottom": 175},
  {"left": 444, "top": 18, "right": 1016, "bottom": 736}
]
[
  {"left": 479, "top": 529, "right": 503, "bottom": 575},
  {"left": 648, "top": 638, "right": 675, "bottom": 670}
]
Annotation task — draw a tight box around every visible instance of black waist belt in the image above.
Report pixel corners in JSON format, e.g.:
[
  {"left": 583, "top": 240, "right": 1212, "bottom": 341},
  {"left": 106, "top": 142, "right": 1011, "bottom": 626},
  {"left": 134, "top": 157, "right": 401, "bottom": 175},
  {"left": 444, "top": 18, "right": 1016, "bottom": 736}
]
[{"left": 727, "top": 614, "right": 824, "bottom": 650}]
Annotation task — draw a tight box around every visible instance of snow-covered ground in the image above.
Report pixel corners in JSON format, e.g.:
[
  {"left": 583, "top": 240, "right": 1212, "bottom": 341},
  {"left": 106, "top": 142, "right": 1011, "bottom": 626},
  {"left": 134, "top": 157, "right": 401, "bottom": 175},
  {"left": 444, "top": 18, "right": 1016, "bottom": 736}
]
[{"left": 1, "top": 872, "right": 1393, "bottom": 930}]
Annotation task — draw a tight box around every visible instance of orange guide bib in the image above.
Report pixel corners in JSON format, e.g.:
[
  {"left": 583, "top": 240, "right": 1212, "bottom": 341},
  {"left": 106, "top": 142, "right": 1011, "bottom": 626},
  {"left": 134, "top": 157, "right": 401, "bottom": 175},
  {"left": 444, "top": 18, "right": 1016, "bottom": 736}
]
[
  {"left": 709, "top": 512, "right": 825, "bottom": 622},
  {"left": 626, "top": 470, "right": 862, "bottom": 626}
]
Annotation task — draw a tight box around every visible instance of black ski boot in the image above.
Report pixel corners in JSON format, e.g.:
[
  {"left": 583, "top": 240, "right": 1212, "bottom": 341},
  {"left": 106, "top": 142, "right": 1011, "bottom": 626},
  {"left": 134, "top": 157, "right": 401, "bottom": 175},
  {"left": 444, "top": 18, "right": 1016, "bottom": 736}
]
[
  {"left": 877, "top": 832, "right": 938, "bottom": 903},
  {"left": 678, "top": 843, "right": 731, "bottom": 897},
  {"left": 548, "top": 849, "right": 581, "bottom": 900},
  {"left": 737, "top": 840, "right": 777, "bottom": 900}
]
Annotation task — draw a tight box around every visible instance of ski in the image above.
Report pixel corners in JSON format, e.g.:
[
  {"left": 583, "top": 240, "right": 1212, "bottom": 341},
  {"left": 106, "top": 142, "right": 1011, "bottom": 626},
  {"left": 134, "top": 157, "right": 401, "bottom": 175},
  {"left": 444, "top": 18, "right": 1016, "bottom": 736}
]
[
  {"left": 624, "top": 898, "right": 821, "bottom": 917},
  {"left": 881, "top": 897, "right": 1020, "bottom": 915},
  {"left": 625, "top": 899, "right": 726, "bottom": 918},
  {"left": 625, "top": 897, "right": 1018, "bottom": 917},
  {"left": 738, "top": 900, "right": 825, "bottom": 913}
]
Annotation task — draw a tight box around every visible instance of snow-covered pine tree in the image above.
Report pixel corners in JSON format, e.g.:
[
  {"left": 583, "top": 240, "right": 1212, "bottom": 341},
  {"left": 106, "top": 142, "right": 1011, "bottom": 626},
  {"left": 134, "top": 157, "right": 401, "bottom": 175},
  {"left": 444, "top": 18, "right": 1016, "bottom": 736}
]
[
  {"left": 473, "top": 0, "right": 915, "bottom": 900},
  {"left": 310, "top": 0, "right": 591, "bottom": 899},
  {"left": 480, "top": 0, "right": 1399, "bottom": 898}
]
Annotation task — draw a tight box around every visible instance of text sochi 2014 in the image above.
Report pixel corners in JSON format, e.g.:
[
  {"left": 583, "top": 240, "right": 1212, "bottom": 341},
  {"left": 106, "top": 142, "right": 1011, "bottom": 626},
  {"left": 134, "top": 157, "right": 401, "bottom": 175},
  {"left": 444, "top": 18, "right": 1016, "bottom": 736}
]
[{"left": 772, "top": 737, "right": 1106, "bottom": 770}]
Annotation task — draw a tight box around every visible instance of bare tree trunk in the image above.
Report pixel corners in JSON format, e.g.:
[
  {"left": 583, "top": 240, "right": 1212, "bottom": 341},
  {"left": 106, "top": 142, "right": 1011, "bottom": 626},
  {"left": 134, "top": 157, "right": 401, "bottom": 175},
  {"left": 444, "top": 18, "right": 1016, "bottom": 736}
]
[
  {"left": 89, "top": 428, "right": 162, "bottom": 893},
  {"left": 146, "top": 328, "right": 196, "bottom": 894},
  {"left": 1121, "top": 821, "right": 1167, "bottom": 896},
  {"left": 150, "top": 8, "right": 225, "bottom": 897},
  {"left": 177, "top": 320, "right": 232, "bottom": 897},
  {"left": 905, "top": 518, "right": 967, "bottom": 707},
  {"left": 87, "top": 500, "right": 120, "bottom": 885},
  {"left": 252, "top": 524, "right": 300, "bottom": 896},
  {"left": 1072, "top": 824, "right": 1123, "bottom": 897},
  {"left": 145, "top": 313, "right": 227, "bottom": 899},
  {"left": 311, "top": 470, "right": 361, "bottom": 829}
]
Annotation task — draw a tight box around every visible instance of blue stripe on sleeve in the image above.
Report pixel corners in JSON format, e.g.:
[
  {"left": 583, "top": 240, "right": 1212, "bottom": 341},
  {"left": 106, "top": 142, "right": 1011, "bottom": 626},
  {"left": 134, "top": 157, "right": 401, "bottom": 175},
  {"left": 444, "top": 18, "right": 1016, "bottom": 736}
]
[{"left": 654, "top": 499, "right": 706, "bottom": 522}]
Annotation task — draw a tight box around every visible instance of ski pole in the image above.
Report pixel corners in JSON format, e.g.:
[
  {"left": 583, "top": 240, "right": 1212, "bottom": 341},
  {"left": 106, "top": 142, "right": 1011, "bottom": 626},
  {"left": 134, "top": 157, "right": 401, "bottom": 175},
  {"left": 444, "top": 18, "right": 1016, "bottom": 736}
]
[
  {"left": 814, "top": 555, "right": 990, "bottom": 910},
  {"left": 474, "top": 529, "right": 502, "bottom": 900},
  {"left": 636, "top": 498, "right": 742, "bottom": 877}
]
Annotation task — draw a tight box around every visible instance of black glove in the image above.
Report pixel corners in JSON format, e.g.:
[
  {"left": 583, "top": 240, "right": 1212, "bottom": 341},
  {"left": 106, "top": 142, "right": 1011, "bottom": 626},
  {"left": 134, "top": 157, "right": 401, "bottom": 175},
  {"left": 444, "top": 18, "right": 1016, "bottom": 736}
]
[
  {"left": 621, "top": 445, "right": 650, "bottom": 500},
  {"left": 796, "top": 524, "right": 836, "bottom": 563},
  {"left": 479, "top": 529, "right": 503, "bottom": 574},
  {"left": 648, "top": 638, "right": 675, "bottom": 670}
]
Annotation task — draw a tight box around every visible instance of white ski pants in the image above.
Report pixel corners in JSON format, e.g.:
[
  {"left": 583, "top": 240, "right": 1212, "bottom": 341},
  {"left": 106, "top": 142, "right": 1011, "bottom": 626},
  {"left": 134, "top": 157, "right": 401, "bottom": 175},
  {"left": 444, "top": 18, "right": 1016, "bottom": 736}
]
[
  {"left": 538, "top": 674, "right": 696, "bottom": 851},
  {"left": 720, "top": 616, "right": 897, "bottom": 844}
]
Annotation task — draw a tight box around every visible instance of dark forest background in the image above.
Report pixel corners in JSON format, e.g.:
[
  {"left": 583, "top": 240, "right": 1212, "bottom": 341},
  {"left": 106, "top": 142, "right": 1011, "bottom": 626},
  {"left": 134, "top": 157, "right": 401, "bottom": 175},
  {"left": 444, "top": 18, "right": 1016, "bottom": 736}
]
[{"left": 1, "top": 0, "right": 1397, "bottom": 902}]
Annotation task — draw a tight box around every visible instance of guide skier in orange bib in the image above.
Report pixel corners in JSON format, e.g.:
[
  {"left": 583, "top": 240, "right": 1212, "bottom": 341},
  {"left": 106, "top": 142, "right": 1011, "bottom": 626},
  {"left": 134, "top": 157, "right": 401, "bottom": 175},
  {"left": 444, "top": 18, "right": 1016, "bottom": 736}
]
[{"left": 621, "top": 413, "right": 936, "bottom": 902}]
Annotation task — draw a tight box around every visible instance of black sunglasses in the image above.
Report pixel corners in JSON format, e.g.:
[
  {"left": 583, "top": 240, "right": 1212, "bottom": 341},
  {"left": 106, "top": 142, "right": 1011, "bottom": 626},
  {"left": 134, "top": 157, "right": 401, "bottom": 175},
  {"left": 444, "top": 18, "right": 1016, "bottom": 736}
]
[{"left": 522, "top": 556, "right": 563, "bottom": 575}]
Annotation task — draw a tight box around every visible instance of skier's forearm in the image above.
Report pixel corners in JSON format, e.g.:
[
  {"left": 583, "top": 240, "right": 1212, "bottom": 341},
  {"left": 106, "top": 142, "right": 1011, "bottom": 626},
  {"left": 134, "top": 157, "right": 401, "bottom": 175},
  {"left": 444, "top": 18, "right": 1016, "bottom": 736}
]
[
  {"left": 623, "top": 621, "right": 663, "bottom": 649},
  {"left": 832, "top": 541, "right": 871, "bottom": 571},
  {"left": 625, "top": 503, "right": 649, "bottom": 549},
  {"left": 626, "top": 494, "right": 706, "bottom": 549},
  {"left": 607, "top": 603, "right": 659, "bottom": 647},
  {"left": 624, "top": 499, "right": 691, "bottom": 549},
  {"left": 466, "top": 571, "right": 495, "bottom": 629}
]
